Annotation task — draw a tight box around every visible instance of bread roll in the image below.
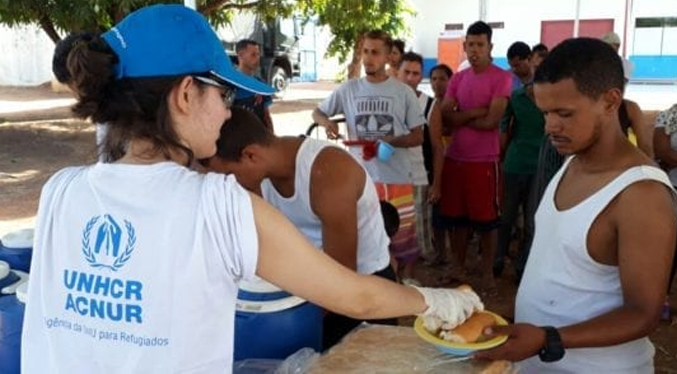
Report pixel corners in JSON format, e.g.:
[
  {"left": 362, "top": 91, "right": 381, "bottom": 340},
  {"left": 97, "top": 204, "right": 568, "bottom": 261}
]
[
  {"left": 456, "top": 284, "right": 473, "bottom": 292},
  {"left": 440, "top": 312, "right": 496, "bottom": 343}
]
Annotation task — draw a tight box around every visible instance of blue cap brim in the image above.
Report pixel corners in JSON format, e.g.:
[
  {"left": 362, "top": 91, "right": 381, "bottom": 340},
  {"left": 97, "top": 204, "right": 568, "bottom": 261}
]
[{"left": 211, "top": 69, "right": 275, "bottom": 96}]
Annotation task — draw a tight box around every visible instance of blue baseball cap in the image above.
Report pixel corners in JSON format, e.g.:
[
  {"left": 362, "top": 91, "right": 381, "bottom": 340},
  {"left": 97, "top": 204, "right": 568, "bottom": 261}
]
[{"left": 102, "top": 4, "right": 273, "bottom": 95}]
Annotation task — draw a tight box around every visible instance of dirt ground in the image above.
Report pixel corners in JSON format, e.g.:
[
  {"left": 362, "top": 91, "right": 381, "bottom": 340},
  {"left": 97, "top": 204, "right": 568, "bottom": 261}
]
[{"left": 0, "top": 84, "right": 676, "bottom": 372}]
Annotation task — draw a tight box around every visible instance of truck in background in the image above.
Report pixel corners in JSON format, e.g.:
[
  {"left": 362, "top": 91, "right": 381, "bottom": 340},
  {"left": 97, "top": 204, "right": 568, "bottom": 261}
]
[{"left": 218, "top": 12, "right": 303, "bottom": 96}]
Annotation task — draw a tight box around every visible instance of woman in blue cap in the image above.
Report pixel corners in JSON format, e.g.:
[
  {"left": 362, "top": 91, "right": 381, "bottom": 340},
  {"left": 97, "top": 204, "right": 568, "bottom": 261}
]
[{"left": 22, "top": 5, "right": 483, "bottom": 373}]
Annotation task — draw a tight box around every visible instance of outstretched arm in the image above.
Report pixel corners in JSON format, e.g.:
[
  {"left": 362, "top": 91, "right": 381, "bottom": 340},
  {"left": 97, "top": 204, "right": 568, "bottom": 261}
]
[{"left": 252, "top": 192, "right": 427, "bottom": 319}]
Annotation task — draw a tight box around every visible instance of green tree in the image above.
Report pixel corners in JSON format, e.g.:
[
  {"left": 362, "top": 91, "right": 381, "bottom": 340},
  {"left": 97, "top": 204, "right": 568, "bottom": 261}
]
[
  {"left": 300, "top": 0, "right": 412, "bottom": 78},
  {"left": 0, "top": 0, "right": 410, "bottom": 77}
]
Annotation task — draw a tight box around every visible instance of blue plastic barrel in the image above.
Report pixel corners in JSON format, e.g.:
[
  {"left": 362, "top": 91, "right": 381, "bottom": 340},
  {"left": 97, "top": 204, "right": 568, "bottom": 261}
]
[
  {"left": 234, "top": 277, "right": 322, "bottom": 361},
  {"left": 0, "top": 271, "right": 27, "bottom": 374},
  {"left": 0, "top": 228, "right": 33, "bottom": 273}
]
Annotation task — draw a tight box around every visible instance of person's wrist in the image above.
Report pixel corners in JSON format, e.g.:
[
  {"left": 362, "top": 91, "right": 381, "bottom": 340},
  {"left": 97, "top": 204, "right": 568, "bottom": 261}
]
[{"left": 538, "top": 326, "right": 565, "bottom": 362}]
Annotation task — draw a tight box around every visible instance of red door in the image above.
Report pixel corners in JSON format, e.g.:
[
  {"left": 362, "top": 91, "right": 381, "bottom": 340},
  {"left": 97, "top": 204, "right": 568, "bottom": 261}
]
[
  {"left": 541, "top": 19, "right": 615, "bottom": 49},
  {"left": 438, "top": 37, "right": 465, "bottom": 72}
]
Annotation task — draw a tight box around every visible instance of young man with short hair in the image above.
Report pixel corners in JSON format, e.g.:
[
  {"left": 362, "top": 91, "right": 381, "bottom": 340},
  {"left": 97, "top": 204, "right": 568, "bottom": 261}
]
[
  {"left": 205, "top": 107, "right": 396, "bottom": 350},
  {"left": 396, "top": 52, "right": 439, "bottom": 273},
  {"left": 507, "top": 41, "right": 533, "bottom": 90},
  {"left": 530, "top": 43, "right": 548, "bottom": 69},
  {"left": 440, "top": 21, "right": 513, "bottom": 292},
  {"left": 427, "top": 64, "right": 454, "bottom": 264},
  {"left": 233, "top": 39, "right": 274, "bottom": 131},
  {"left": 478, "top": 38, "right": 676, "bottom": 374},
  {"left": 313, "top": 30, "right": 426, "bottom": 284},
  {"left": 495, "top": 81, "right": 545, "bottom": 282}
]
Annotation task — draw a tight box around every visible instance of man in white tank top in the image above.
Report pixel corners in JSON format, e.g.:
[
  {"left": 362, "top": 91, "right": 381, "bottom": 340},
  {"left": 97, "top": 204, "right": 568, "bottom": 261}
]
[
  {"left": 476, "top": 38, "right": 676, "bottom": 373},
  {"left": 203, "top": 107, "right": 396, "bottom": 349}
]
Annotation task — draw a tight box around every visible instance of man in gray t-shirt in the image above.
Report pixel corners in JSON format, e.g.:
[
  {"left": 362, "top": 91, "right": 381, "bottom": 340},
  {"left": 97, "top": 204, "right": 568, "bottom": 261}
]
[
  {"left": 312, "top": 32, "right": 425, "bottom": 185},
  {"left": 312, "top": 30, "right": 425, "bottom": 284}
]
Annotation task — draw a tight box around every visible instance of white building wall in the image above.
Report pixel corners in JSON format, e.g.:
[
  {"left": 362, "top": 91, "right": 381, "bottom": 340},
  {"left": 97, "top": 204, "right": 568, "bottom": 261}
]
[
  {"left": 487, "top": 0, "right": 626, "bottom": 57},
  {"left": 0, "top": 24, "right": 54, "bottom": 86},
  {"left": 410, "top": 0, "right": 632, "bottom": 61},
  {"left": 632, "top": 0, "right": 677, "bottom": 56},
  {"left": 409, "top": 0, "right": 479, "bottom": 58}
]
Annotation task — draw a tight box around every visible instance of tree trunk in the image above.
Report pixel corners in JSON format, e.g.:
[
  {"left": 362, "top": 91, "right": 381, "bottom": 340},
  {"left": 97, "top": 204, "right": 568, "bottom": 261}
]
[
  {"left": 347, "top": 35, "right": 364, "bottom": 79},
  {"left": 38, "top": 13, "right": 61, "bottom": 43}
]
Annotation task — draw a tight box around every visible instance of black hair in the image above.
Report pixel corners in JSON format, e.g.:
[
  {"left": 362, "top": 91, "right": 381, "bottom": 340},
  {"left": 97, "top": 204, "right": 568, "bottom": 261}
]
[
  {"left": 398, "top": 51, "right": 423, "bottom": 69},
  {"left": 364, "top": 30, "right": 394, "bottom": 51},
  {"left": 235, "top": 39, "right": 259, "bottom": 54},
  {"left": 392, "top": 39, "right": 406, "bottom": 54},
  {"left": 53, "top": 32, "right": 94, "bottom": 83},
  {"left": 467, "top": 21, "right": 493, "bottom": 43},
  {"left": 214, "top": 106, "right": 274, "bottom": 162},
  {"left": 507, "top": 41, "right": 531, "bottom": 60},
  {"left": 534, "top": 37, "right": 625, "bottom": 99},
  {"left": 429, "top": 64, "right": 453, "bottom": 79},
  {"left": 64, "top": 33, "right": 196, "bottom": 164},
  {"left": 532, "top": 43, "right": 548, "bottom": 54},
  {"left": 380, "top": 201, "right": 400, "bottom": 238}
]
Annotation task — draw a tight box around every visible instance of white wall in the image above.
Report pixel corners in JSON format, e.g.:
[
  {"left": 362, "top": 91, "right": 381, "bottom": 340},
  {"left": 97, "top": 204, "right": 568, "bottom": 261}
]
[
  {"left": 409, "top": 0, "right": 630, "bottom": 60},
  {"left": 0, "top": 24, "right": 54, "bottom": 86},
  {"left": 631, "top": 0, "right": 677, "bottom": 56},
  {"left": 409, "top": 0, "right": 480, "bottom": 59}
]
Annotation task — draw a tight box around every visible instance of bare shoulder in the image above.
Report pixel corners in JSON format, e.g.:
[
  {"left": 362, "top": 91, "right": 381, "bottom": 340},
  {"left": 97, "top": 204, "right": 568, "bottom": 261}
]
[
  {"left": 309, "top": 145, "right": 365, "bottom": 216},
  {"left": 616, "top": 176, "right": 675, "bottom": 221},
  {"left": 310, "top": 146, "right": 365, "bottom": 191}
]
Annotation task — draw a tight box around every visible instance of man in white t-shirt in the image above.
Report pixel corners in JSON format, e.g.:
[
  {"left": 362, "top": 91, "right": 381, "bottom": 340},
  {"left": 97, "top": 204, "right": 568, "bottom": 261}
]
[
  {"left": 312, "top": 30, "right": 426, "bottom": 285},
  {"left": 205, "top": 107, "right": 396, "bottom": 349}
]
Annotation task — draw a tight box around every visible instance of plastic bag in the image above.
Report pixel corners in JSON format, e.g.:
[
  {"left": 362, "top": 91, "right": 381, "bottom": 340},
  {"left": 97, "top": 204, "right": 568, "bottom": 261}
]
[{"left": 274, "top": 347, "right": 319, "bottom": 374}]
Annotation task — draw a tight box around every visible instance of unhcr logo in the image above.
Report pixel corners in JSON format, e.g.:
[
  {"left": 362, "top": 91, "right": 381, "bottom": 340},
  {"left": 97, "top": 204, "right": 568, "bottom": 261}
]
[
  {"left": 63, "top": 214, "right": 144, "bottom": 323},
  {"left": 82, "top": 215, "right": 136, "bottom": 272}
]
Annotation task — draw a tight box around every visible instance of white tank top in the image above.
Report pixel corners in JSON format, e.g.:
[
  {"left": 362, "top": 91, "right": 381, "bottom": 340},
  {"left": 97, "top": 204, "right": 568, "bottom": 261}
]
[
  {"left": 516, "top": 156, "right": 673, "bottom": 374},
  {"left": 261, "top": 138, "right": 391, "bottom": 275}
]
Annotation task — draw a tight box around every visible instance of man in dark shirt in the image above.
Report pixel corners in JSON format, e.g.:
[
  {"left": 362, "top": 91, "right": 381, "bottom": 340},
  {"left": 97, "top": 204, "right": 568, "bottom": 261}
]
[{"left": 233, "top": 39, "right": 274, "bottom": 131}]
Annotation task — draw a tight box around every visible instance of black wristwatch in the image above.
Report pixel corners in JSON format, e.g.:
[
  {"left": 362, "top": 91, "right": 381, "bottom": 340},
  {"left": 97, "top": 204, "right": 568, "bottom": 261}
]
[{"left": 538, "top": 326, "right": 565, "bottom": 362}]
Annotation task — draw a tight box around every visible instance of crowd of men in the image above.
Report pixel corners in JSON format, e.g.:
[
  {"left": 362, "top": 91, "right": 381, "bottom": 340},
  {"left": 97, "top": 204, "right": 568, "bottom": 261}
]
[{"left": 236, "top": 21, "right": 676, "bottom": 372}]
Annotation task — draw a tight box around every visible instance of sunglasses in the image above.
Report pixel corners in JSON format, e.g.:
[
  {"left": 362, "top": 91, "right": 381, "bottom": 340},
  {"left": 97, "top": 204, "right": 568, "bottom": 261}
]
[{"left": 193, "top": 75, "right": 236, "bottom": 108}]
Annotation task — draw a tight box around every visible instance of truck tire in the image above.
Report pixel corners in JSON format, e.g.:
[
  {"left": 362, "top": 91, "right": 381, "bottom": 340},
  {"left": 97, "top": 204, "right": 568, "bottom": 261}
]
[{"left": 270, "top": 66, "right": 289, "bottom": 98}]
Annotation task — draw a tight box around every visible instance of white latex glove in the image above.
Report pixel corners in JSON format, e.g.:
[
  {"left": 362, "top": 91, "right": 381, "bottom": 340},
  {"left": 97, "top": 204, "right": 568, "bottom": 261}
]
[{"left": 413, "top": 286, "right": 484, "bottom": 333}]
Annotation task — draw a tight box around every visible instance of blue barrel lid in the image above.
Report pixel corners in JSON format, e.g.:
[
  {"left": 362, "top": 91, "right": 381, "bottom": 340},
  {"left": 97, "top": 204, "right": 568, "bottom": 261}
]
[
  {"left": 15, "top": 282, "right": 28, "bottom": 304},
  {"left": 238, "top": 276, "right": 291, "bottom": 302},
  {"left": 0, "top": 272, "right": 20, "bottom": 293},
  {"left": 0, "top": 261, "right": 28, "bottom": 296}
]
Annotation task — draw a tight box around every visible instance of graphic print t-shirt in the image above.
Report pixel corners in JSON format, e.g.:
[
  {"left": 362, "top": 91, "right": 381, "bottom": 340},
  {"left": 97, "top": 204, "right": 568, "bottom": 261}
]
[
  {"left": 22, "top": 163, "right": 258, "bottom": 373},
  {"left": 318, "top": 77, "right": 425, "bottom": 184}
]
